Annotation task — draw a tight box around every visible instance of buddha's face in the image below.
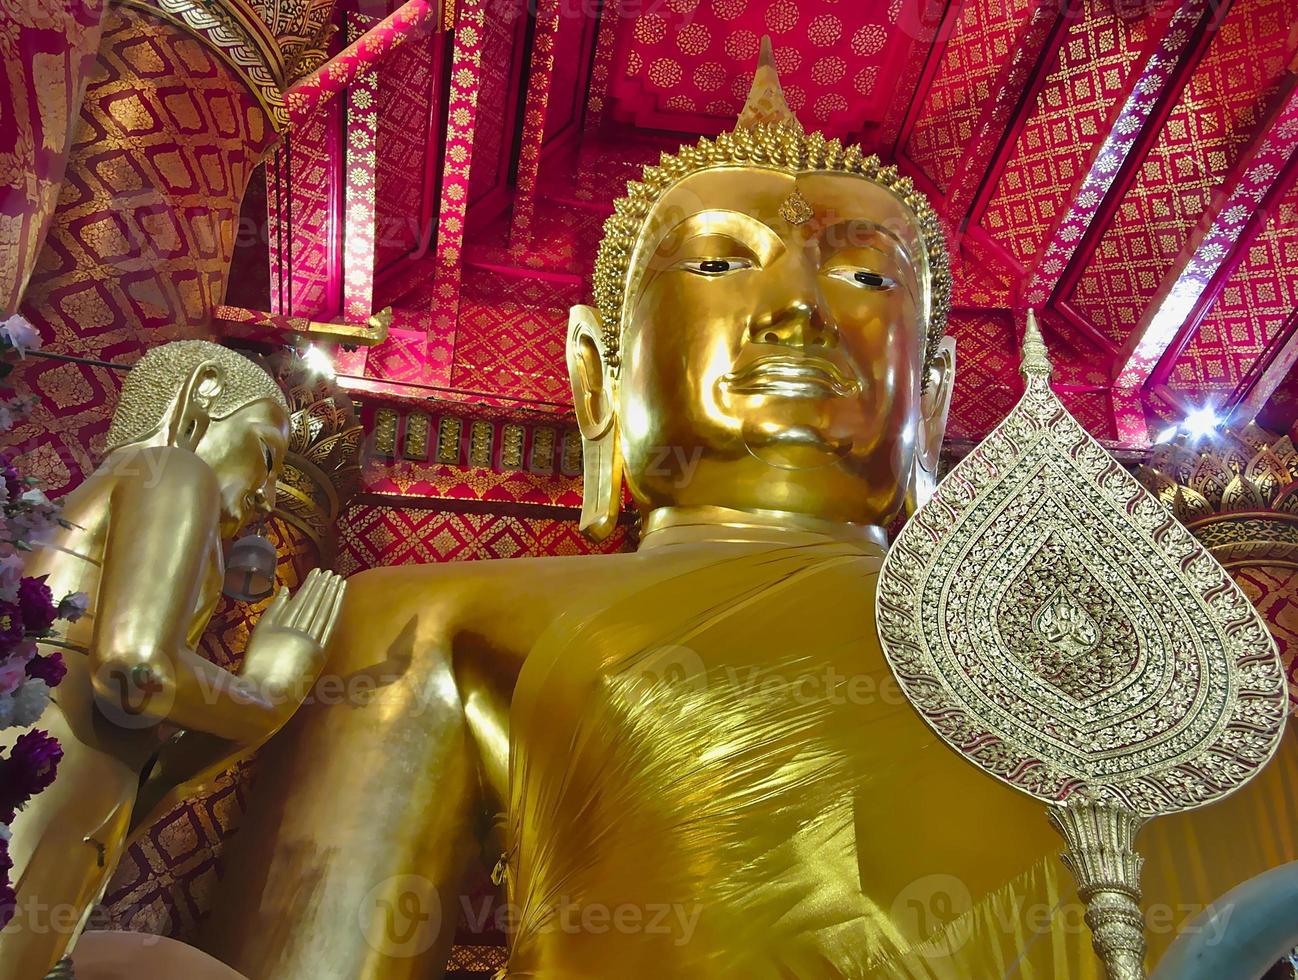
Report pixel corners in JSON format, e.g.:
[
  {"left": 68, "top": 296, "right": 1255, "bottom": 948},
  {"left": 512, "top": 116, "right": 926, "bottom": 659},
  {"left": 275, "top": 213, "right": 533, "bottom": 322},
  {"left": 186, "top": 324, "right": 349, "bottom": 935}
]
[
  {"left": 606, "top": 167, "right": 946, "bottom": 525},
  {"left": 193, "top": 399, "right": 290, "bottom": 538}
]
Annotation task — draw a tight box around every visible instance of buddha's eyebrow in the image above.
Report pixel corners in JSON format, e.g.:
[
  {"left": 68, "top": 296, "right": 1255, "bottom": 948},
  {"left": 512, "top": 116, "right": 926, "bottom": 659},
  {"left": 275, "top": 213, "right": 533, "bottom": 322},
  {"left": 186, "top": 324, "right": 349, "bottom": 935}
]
[
  {"left": 818, "top": 218, "right": 906, "bottom": 253},
  {"left": 657, "top": 209, "right": 785, "bottom": 264}
]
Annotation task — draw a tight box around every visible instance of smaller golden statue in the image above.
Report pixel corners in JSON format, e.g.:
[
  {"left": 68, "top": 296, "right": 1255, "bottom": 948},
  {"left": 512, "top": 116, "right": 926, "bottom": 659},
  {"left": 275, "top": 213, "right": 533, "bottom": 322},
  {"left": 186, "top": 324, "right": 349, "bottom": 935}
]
[{"left": 0, "top": 340, "right": 346, "bottom": 978}]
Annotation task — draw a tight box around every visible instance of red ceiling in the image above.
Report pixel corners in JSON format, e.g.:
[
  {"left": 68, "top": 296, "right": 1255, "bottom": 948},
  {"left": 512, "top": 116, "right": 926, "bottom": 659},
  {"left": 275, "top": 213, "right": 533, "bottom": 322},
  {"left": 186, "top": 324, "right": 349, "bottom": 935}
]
[{"left": 249, "top": 0, "right": 1298, "bottom": 449}]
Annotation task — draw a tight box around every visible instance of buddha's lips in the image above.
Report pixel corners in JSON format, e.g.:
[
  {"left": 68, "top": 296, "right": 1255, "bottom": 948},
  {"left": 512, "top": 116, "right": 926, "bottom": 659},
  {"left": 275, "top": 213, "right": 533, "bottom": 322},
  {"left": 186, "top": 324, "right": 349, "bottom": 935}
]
[{"left": 723, "top": 353, "right": 859, "bottom": 398}]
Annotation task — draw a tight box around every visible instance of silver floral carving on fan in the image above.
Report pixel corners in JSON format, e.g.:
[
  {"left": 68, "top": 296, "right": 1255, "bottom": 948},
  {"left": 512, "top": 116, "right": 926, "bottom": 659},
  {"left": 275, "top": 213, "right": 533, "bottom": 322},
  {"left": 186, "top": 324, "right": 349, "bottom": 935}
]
[{"left": 875, "top": 311, "right": 1288, "bottom": 979}]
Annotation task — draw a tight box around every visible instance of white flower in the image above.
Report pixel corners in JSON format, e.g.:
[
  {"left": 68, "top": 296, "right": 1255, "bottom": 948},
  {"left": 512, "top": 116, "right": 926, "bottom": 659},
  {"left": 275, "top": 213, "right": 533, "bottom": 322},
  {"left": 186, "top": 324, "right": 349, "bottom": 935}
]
[
  {"left": 57, "top": 591, "right": 89, "bottom": 623},
  {"left": 0, "top": 693, "right": 12, "bottom": 728},
  {"left": 0, "top": 822, "right": 10, "bottom": 843},
  {"left": 0, "top": 315, "right": 41, "bottom": 357},
  {"left": 12, "top": 678, "right": 50, "bottom": 727},
  {"left": 0, "top": 551, "right": 19, "bottom": 603}
]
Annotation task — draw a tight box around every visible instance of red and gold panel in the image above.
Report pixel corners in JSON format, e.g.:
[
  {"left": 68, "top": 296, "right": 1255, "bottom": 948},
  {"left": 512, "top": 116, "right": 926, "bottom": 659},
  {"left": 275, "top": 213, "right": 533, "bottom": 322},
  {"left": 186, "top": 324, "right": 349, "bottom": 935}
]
[
  {"left": 1067, "top": 0, "right": 1298, "bottom": 343},
  {"left": 945, "top": 309, "right": 1021, "bottom": 439},
  {"left": 449, "top": 268, "right": 574, "bottom": 406},
  {"left": 904, "top": 0, "right": 1036, "bottom": 194},
  {"left": 1232, "top": 564, "right": 1298, "bottom": 706},
  {"left": 374, "top": 29, "right": 436, "bottom": 271},
  {"left": 979, "top": 0, "right": 1150, "bottom": 266},
  {"left": 272, "top": 97, "right": 340, "bottom": 318},
  {"left": 1167, "top": 180, "right": 1298, "bottom": 401},
  {"left": 606, "top": 0, "right": 904, "bottom": 135},
  {"left": 0, "top": 0, "right": 106, "bottom": 315},
  {"left": 334, "top": 502, "right": 629, "bottom": 575},
  {"left": 466, "top": 0, "right": 523, "bottom": 205},
  {"left": 4, "top": 360, "right": 122, "bottom": 497}
]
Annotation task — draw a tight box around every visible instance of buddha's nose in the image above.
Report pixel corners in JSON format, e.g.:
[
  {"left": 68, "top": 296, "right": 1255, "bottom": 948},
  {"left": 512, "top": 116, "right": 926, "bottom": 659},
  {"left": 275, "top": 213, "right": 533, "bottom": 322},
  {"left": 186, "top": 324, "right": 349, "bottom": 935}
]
[{"left": 749, "top": 300, "right": 837, "bottom": 349}]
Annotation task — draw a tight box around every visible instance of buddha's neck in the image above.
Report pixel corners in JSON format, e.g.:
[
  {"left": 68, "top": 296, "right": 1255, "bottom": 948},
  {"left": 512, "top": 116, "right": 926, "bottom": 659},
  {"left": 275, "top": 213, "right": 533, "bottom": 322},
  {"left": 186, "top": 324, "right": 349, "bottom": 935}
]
[{"left": 638, "top": 505, "right": 887, "bottom": 552}]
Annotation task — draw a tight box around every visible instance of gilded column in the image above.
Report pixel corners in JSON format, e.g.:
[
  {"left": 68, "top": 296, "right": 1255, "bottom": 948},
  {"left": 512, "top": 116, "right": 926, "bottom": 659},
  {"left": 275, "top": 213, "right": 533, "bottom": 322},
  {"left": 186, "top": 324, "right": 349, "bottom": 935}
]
[{"left": 0, "top": 0, "right": 108, "bottom": 315}]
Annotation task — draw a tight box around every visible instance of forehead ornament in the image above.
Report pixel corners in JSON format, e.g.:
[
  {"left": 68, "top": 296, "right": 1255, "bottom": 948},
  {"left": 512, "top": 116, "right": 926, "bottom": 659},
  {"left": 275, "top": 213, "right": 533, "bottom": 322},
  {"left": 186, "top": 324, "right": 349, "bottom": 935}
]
[{"left": 778, "top": 190, "right": 815, "bottom": 227}]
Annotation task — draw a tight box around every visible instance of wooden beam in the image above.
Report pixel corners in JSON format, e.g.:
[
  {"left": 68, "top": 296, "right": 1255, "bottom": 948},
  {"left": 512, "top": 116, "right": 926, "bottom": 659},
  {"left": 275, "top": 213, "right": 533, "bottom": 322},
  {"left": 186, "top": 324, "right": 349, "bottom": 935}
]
[
  {"left": 1115, "top": 77, "right": 1298, "bottom": 389},
  {"left": 509, "top": 0, "right": 562, "bottom": 250},
  {"left": 1022, "top": 0, "right": 1210, "bottom": 308},
  {"left": 944, "top": 0, "right": 1066, "bottom": 227}
]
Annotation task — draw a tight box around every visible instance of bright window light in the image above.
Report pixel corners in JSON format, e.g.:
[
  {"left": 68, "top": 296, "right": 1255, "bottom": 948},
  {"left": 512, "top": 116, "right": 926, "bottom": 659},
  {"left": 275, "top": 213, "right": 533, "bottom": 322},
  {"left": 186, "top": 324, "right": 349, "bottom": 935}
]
[
  {"left": 301, "top": 344, "right": 335, "bottom": 379},
  {"left": 1183, "top": 405, "right": 1221, "bottom": 441}
]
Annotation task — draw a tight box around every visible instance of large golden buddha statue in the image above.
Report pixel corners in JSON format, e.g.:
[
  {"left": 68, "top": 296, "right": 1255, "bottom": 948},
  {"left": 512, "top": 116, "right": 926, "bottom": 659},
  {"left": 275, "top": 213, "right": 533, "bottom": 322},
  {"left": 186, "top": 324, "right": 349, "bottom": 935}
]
[
  {"left": 0, "top": 341, "right": 345, "bottom": 978},
  {"left": 203, "top": 48, "right": 1298, "bottom": 979}
]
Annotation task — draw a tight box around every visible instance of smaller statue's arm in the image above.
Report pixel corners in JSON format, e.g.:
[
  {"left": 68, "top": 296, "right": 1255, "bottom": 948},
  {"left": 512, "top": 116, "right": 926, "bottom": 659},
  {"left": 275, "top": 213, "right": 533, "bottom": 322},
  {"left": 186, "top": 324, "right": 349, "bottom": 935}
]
[{"left": 90, "top": 449, "right": 293, "bottom": 742}]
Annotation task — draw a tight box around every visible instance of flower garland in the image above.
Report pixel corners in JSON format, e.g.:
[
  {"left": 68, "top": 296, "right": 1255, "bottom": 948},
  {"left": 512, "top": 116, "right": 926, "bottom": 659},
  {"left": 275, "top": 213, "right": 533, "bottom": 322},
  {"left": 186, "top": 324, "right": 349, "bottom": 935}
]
[{"left": 0, "top": 314, "right": 88, "bottom": 929}]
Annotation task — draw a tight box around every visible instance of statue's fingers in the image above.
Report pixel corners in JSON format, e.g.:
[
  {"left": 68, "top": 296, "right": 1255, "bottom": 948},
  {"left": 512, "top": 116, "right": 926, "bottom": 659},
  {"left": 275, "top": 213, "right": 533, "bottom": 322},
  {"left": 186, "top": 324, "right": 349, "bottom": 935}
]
[
  {"left": 289, "top": 568, "right": 330, "bottom": 631},
  {"left": 284, "top": 568, "right": 322, "bottom": 629},
  {"left": 311, "top": 576, "right": 347, "bottom": 644},
  {"left": 262, "top": 586, "right": 290, "bottom": 627}
]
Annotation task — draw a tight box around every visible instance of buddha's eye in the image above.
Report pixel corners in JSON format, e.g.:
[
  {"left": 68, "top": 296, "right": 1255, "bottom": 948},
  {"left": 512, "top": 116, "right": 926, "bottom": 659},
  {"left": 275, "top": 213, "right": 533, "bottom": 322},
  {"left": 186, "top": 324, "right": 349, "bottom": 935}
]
[
  {"left": 826, "top": 268, "right": 898, "bottom": 290},
  {"left": 677, "top": 257, "right": 755, "bottom": 276}
]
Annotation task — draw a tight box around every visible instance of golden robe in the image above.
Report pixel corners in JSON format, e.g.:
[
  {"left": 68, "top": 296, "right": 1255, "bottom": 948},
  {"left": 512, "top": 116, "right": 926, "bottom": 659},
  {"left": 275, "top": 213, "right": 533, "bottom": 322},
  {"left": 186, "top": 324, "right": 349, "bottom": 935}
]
[{"left": 506, "top": 525, "right": 1298, "bottom": 978}]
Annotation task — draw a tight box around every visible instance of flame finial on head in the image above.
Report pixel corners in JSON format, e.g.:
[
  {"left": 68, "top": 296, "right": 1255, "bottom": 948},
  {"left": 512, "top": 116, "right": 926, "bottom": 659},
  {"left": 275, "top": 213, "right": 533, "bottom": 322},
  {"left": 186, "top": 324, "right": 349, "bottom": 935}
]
[{"left": 736, "top": 37, "right": 803, "bottom": 132}]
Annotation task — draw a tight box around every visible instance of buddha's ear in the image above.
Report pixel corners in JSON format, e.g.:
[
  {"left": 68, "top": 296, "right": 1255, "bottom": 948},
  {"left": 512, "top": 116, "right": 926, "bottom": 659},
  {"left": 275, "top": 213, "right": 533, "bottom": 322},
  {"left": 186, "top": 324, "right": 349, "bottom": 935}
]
[
  {"left": 907, "top": 336, "right": 955, "bottom": 516},
  {"left": 167, "top": 358, "right": 225, "bottom": 451},
  {"left": 567, "top": 305, "right": 622, "bottom": 541}
]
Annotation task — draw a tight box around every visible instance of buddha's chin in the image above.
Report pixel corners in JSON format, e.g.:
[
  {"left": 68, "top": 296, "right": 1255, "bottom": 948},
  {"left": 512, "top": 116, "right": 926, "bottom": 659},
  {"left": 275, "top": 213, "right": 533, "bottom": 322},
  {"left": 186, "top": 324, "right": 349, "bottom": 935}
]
[{"left": 741, "top": 419, "right": 851, "bottom": 471}]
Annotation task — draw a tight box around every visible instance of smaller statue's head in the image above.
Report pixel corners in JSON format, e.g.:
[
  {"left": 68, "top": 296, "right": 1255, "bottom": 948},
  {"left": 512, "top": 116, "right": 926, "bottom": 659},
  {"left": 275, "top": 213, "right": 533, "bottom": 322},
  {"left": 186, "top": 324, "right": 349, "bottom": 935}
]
[
  {"left": 570, "top": 41, "right": 954, "bottom": 539},
  {"left": 105, "top": 341, "right": 290, "bottom": 537}
]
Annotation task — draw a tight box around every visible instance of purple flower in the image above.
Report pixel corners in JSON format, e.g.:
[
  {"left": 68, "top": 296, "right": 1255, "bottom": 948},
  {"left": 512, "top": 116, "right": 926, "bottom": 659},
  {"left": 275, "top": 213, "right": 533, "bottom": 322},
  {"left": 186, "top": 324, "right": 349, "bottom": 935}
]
[
  {"left": 0, "top": 602, "right": 22, "bottom": 649},
  {"left": 0, "top": 458, "right": 20, "bottom": 506},
  {"left": 17, "top": 577, "right": 55, "bottom": 634},
  {"left": 0, "top": 836, "right": 13, "bottom": 930},
  {"left": 0, "top": 729, "right": 62, "bottom": 823},
  {"left": 25, "top": 652, "right": 64, "bottom": 688}
]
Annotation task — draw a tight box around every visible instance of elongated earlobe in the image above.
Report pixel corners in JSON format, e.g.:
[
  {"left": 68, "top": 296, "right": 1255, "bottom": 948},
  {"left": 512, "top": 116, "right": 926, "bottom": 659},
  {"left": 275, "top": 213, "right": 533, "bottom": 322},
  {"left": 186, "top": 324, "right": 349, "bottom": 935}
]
[
  {"left": 567, "top": 306, "right": 623, "bottom": 541},
  {"left": 906, "top": 336, "right": 955, "bottom": 517}
]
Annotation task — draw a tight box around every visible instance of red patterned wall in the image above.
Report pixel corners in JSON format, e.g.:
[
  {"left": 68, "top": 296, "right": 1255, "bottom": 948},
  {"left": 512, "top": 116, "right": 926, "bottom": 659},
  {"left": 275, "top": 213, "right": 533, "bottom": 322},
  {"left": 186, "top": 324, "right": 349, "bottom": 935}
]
[
  {"left": 606, "top": 0, "right": 903, "bottom": 135},
  {"left": 0, "top": 0, "right": 106, "bottom": 315},
  {"left": 466, "top": 0, "right": 524, "bottom": 207},
  {"left": 12, "top": 3, "right": 277, "bottom": 496},
  {"left": 374, "top": 28, "right": 437, "bottom": 271},
  {"left": 905, "top": 0, "right": 1036, "bottom": 194}
]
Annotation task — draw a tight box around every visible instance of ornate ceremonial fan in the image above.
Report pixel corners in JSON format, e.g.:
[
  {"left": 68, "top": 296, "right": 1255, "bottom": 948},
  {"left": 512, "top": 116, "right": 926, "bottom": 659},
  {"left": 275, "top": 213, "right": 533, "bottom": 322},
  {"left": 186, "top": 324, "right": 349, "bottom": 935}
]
[{"left": 876, "top": 311, "right": 1288, "bottom": 980}]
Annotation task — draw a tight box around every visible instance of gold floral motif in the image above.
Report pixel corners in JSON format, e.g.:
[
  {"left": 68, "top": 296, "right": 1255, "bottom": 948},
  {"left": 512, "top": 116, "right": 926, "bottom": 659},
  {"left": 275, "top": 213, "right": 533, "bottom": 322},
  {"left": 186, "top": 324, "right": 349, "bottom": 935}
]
[
  {"left": 436, "top": 416, "right": 462, "bottom": 464},
  {"left": 263, "top": 353, "right": 362, "bottom": 557},
  {"left": 119, "top": 0, "right": 288, "bottom": 129},
  {"left": 403, "top": 412, "right": 430, "bottom": 461},
  {"left": 373, "top": 408, "right": 398, "bottom": 457},
  {"left": 530, "top": 427, "right": 556, "bottom": 476},
  {"left": 469, "top": 420, "right": 493, "bottom": 467},
  {"left": 501, "top": 424, "right": 525, "bottom": 470}
]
